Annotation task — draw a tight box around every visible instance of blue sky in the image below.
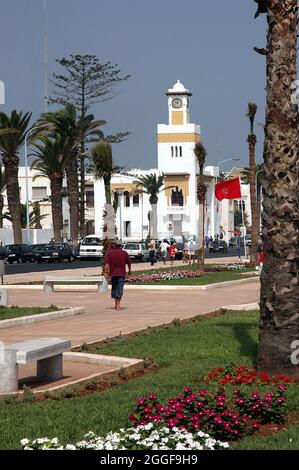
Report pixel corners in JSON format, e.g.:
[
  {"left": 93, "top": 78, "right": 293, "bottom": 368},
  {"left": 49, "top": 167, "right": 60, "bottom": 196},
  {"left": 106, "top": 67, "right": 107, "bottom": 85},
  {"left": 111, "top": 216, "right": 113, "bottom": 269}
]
[{"left": 0, "top": 0, "right": 267, "bottom": 170}]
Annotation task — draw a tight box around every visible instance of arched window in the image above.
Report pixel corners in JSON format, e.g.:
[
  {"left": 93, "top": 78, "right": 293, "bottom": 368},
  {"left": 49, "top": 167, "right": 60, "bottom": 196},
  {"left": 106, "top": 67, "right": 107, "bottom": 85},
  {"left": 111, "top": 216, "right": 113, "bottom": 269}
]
[
  {"left": 133, "top": 193, "right": 139, "bottom": 206},
  {"left": 124, "top": 191, "right": 130, "bottom": 207}
]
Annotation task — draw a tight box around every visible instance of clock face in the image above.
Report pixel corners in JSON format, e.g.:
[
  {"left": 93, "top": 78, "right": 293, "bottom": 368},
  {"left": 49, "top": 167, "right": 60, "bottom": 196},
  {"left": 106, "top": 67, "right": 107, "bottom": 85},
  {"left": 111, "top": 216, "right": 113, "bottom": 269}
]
[{"left": 172, "top": 98, "right": 182, "bottom": 109}]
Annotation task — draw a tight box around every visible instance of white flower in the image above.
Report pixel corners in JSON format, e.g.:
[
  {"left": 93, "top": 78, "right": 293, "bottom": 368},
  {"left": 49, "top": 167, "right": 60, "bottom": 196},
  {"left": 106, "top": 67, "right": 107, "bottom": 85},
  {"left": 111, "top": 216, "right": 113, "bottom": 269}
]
[
  {"left": 65, "top": 445, "right": 77, "bottom": 450},
  {"left": 20, "top": 439, "right": 29, "bottom": 446}
]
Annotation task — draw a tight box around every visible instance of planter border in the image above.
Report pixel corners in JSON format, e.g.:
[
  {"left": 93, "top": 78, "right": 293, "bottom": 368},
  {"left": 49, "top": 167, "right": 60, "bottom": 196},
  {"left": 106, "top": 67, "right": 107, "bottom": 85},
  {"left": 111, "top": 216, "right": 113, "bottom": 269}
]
[{"left": 0, "top": 307, "right": 85, "bottom": 329}]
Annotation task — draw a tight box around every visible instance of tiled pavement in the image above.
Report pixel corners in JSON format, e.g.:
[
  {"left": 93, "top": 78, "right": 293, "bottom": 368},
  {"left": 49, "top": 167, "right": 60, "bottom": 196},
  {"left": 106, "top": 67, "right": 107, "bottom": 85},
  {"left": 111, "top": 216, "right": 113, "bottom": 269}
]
[{"left": 0, "top": 278, "right": 259, "bottom": 347}]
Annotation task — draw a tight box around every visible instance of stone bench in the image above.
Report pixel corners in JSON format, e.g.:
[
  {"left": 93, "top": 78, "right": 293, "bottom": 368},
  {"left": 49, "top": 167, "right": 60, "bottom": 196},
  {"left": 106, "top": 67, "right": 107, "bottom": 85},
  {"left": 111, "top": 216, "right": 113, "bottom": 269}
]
[
  {"left": 44, "top": 276, "right": 103, "bottom": 293},
  {"left": 0, "top": 338, "right": 71, "bottom": 393}
]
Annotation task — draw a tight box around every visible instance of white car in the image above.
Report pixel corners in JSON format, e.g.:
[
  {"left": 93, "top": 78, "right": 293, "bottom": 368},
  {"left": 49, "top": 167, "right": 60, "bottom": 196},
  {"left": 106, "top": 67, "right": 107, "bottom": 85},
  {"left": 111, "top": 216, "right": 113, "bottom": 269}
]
[
  {"left": 79, "top": 235, "right": 104, "bottom": 259},
  {"left": 122, "top": 242, "right": 150, "bottom": 261}
]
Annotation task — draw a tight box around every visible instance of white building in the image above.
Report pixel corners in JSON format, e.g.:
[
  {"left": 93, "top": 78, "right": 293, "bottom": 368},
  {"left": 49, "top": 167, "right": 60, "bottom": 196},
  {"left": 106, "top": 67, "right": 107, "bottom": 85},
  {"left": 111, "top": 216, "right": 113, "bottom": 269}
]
[
  {"left": 93, "top": 80, "right": 220, "bottom": 242},
  {"left": 0, "top": 81, "right": 252, "bottom": 245}
]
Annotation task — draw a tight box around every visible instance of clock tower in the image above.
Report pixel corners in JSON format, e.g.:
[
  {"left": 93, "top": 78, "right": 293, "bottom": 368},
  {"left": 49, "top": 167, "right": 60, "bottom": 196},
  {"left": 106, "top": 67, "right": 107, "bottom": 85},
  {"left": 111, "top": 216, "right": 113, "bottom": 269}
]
[
  {"left": 157, "top": 80, "right": 201, "bottom": 239},
  {"left": 167, "top": 80, "right": 192, "bottom": 125}
]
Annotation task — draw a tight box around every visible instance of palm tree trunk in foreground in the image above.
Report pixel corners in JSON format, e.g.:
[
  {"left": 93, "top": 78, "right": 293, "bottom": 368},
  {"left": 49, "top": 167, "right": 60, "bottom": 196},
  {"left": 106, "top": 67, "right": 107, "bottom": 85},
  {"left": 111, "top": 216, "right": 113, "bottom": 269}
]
[
  {"left": 50, "top": 176, "right": 63, "bottom": 242},
  {"left": 2, "top": 157, "right": 22, "bottom": 243},
  {"left": 258, "top": 0, "right": 299, "bottom": 379}
]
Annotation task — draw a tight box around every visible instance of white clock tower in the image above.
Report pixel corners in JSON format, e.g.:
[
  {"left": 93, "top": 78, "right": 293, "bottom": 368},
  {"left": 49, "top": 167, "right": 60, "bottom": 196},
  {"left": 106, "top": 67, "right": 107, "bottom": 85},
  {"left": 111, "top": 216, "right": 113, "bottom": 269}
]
[{"left": 157, "top": 80, "right": 201, "bottom": 239}]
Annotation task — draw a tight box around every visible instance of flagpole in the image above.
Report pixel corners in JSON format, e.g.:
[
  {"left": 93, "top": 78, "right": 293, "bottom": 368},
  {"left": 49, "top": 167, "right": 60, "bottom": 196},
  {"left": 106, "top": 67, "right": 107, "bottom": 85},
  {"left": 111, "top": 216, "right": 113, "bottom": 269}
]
[{"left": 239, "top": 178, "right": 247, "bottom": 259}]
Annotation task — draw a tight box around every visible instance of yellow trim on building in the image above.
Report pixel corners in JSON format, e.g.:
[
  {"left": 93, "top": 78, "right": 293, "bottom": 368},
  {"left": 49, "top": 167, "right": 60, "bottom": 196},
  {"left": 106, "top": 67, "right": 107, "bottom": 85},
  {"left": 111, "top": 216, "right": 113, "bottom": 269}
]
[
  {"left": 158, "top": 133, "right": 200, "bottom": 143},
  {"left": 171, "top": 111, "right": 184, "bottom": 125},
  {"left": 111, "top": 183, "right": 138, "bottom": 193},
  {"left": 164, "top": 175, "right": 190, "bottom": 206}
]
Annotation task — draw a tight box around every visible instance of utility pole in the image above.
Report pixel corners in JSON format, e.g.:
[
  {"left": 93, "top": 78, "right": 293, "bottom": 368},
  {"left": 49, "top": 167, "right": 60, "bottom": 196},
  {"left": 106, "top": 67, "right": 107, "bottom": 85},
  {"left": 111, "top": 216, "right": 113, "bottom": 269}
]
[{"left": 43, "top": 0, "right": 49, "bottom": 112}]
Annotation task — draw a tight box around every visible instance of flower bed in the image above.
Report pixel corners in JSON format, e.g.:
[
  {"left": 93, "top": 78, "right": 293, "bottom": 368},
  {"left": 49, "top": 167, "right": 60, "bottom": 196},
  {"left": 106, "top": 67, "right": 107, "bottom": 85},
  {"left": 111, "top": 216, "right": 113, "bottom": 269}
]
[
  {"left": 205, "top": 365, "right": 295, "bottom": 386},
  {"left": 128, "top": 270, "right": 202, "bottom": 284},
  {"left": 204, "top": 263, "right": 256, "bottom": 272},
  {"left": 129, "top": 388, "right": 261, "bottom": 440},
  {"left": 21, "top": 424, "right": 229, "bottom": 450}
]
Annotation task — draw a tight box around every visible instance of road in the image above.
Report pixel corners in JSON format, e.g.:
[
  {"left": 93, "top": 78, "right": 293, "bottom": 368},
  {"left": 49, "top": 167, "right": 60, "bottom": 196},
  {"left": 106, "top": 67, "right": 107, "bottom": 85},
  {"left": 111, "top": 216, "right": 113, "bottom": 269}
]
[{"left": 2, "top": 247, "right": 245, "bottom": 276}]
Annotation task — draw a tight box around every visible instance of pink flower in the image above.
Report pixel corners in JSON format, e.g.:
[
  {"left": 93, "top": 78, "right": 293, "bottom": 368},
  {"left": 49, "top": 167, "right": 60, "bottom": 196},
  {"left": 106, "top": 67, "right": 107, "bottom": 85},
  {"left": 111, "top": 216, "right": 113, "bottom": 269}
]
[{"left": 148, "top": 394, "right": 157, "bottom": 400}]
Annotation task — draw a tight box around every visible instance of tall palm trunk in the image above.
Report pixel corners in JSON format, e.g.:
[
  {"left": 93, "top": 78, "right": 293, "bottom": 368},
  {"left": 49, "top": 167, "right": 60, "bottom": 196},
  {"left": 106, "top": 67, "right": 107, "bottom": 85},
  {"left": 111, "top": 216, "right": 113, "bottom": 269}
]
[
  {"left": 2, "top": 157, "right": 22, "bottom": 243},
  {"left": 50, "top": 175, "right": 63, "bottom": 242},
  {"left": 258, "top": 0, "right": 299, "bottom": 379},
  {"left": 248, "top": 135, "right": 259, "bottom": 263},
  {"left": 197, "top": 177, "right": 207, "bottom": 270},
  {"left": 0, "top": 194, "right": 4, "bottom": 229},
  {"left": 66, "top": 155, "right": 79, "bottom": 245},
  {"left": 149, "top": 195, "right": 158, "bottom": 239}
]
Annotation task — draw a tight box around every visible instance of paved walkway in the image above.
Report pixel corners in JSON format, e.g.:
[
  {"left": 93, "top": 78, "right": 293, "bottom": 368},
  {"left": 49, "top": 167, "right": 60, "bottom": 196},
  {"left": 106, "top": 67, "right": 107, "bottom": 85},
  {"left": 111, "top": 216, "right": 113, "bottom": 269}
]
[{"left": 0, "top": 279, "right": 259, "bottom": 347}]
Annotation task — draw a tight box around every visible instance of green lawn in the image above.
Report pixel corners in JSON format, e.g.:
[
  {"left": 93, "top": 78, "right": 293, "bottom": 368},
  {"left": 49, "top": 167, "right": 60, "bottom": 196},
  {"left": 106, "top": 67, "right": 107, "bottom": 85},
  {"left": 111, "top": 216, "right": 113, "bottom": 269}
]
[
  {"left": 0, "top": 306, "right": 58, "bottom": 321},
  {"left": 0, "top": 310, "right": 298, "bottom": 450}
]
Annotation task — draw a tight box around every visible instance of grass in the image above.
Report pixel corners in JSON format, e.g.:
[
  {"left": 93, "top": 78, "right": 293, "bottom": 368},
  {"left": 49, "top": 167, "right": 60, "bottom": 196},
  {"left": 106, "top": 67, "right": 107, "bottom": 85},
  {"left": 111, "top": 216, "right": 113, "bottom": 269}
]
[
  {"left": 0, "top": 309, "right": 298, "bottom": 450},
  {"left": 0, "top": 305, "right": 58, "bottom": 321}
]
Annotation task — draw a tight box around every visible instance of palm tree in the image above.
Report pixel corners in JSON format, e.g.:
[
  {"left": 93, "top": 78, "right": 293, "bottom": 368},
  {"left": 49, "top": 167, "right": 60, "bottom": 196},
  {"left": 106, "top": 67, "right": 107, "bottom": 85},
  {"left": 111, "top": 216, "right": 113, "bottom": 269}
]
[
  {"left": 2, "top": 202, "right": 48, "bottom": 229},
  {"left": 0, "top": 111, "right": 32, "bottom": 243},
  {"left": 255, "top": 0, "right": 299, "bottom": 379},
  {"left": 194, "top": 142, "right": 208, "bottom": 269},
  {"left": 31, "top": 136, "right": 71, "bottom": 241},
  {"left": 36, "top": 104, "right": 105, "bottom": 245},
  {"left": 135, "top": 173, "right": 172, "bottom": 240},
  {"left": 0, "top": 164, "right": 6, "bottom": 229},
  {"left": 241, "top": 163, "right": 264, "bottom": 235},
  {"left": 246, "top": 102, "right": 259, "bottom": 263},
  {"left": 90, "top": 141, "right": 122, "bottom": 258}
]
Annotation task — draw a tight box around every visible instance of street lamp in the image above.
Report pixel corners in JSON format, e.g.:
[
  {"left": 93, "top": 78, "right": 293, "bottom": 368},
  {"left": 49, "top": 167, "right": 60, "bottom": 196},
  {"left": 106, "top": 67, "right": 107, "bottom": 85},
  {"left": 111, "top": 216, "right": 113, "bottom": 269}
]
[
  {"left": 216, "top": 157, "right": 240, "bottom": 183},
  {"left": 215, "top": 157, "right": 240, "bottom": 238},
  {"left": 24, "top": 125, "right": 47, "bottom": 245}
]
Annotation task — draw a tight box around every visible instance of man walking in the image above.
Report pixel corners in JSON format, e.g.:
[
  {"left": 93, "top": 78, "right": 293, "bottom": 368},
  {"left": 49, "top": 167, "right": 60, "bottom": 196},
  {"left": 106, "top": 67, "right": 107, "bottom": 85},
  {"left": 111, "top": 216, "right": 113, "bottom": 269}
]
[{"left": 104, "top": 239, "right": 131, "bottom": 310}]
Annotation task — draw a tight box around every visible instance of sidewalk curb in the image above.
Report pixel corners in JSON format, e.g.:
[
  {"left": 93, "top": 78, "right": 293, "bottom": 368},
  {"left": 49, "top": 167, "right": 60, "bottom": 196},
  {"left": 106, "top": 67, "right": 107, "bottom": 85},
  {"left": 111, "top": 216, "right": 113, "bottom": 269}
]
[
  {"left": 0, "top": 306, "right": 85, "bottom": 329},
  {"left": 222, "top": 302, "right": 259, "bottom": 311}
]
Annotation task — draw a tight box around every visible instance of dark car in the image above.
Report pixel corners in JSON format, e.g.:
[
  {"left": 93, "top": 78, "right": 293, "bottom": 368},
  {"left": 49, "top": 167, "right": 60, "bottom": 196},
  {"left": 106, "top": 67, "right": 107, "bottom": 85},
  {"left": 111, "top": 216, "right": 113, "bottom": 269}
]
[
  {"left": 208, "top": 240, "right": 228, "bottom": 253},
  {"left": 0, "top": 246, "right": 6, "bottom": 260},
  {"left": 5, "top": 244, "right": 35, "bottom": 264},
  {"left": 175, "top": 242, "right": 185, "bottom": 260},
  {"left": 33, "top": 243, "right": 75, "bottom": 263}
]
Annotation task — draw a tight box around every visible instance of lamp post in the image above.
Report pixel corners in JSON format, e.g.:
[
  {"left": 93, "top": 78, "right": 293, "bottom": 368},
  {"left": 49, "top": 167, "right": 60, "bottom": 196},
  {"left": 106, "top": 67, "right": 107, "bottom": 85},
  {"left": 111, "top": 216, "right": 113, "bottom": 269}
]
[
  {"left": 215, "top": 157, "right": 240, "bottom": 239},
  {"left": 24, "top": 125, "right": 47, "bottom": 245}
]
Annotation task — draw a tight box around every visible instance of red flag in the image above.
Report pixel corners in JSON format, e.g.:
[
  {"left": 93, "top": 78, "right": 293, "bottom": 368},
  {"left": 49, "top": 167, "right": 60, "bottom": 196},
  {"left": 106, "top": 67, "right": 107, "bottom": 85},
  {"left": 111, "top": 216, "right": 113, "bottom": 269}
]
[{"left": 215, "top": 178, "right": 241, "bottom": 201}]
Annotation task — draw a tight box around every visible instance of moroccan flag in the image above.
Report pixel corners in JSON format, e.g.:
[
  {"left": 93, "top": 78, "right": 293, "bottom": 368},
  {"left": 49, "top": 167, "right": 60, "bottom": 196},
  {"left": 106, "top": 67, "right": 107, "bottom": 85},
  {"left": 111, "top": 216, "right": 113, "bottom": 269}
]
[{"left": 215, "top": 178, "right": 241, "bottom": 201}]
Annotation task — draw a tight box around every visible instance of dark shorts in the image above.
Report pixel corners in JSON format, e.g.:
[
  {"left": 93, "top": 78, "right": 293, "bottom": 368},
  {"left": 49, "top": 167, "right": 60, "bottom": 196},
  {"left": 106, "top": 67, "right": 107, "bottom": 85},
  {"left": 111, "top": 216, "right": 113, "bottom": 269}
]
[{"left": 111, "top": 276, "right": 125, "bottom": 299}]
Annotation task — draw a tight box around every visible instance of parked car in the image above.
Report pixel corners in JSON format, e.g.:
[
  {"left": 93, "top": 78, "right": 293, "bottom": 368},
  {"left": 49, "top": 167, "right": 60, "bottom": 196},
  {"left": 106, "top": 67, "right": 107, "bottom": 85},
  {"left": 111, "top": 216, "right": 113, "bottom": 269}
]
[
  {"left": 32, "top": 243, "right": 75, "bottom": 263},
  {"left": 122, "top": 242, "right": 150, "bottom": 261},
  {"left": 175, "top": 242, "right": 185, "bottom": 260},
  {"left": 5, "top": 244, "right": 35, "bottom": 264},
  {"left": 0, "top": 246, "right": 6, "bottom": 261},
  {"left": 245, "top": 234, "right": 252, "bottom": 247},
  {"left": 79, "top": 235, "right": 104, "bottom": 260},
  {"left": 208, "top": 240, "right": 228, "bottom": 253}
]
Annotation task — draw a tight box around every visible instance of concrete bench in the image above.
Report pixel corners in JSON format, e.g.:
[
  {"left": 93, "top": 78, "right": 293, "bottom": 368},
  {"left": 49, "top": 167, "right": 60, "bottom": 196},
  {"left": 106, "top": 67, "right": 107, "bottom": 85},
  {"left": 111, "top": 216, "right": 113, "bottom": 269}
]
[
  {"left": 0, "top": 338, "right": 71, "bottom": 393},
  {"left": 43, "top": 276, "right": 103, "bottom": 293}
]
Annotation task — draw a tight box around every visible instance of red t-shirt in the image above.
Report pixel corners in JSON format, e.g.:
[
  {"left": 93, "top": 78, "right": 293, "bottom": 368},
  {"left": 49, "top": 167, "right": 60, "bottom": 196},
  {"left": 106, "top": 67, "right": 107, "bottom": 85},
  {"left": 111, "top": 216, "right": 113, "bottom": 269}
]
[
  {"left": 258, "top": 251, "right": 265, "bottom": 263},
  {"left": 169, "top": 245, "right": 176, "bottom": 257},
  {"left": 106, "top": 248, "right": 131, "bottom": 277}
]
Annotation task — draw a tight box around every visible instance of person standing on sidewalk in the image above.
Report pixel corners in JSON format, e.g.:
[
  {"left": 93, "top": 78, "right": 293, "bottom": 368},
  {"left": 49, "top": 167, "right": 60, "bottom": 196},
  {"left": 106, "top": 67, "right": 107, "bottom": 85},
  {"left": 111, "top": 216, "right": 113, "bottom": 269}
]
[
  {"left": 169, "top": 241, "right": 176, "bottom": 266},
  {"left": 160, "top": 239, "right": 170, "bottom": 265},
  {"left": 104, "top": 239, "right": 131, "bottom": 310},
  {"left": 149, "top": 239, "right": 156, "bottom": 267}
]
